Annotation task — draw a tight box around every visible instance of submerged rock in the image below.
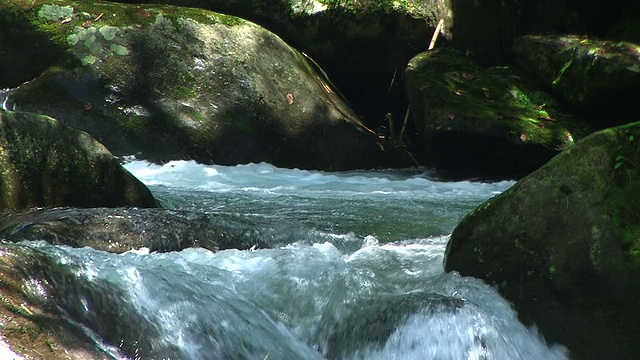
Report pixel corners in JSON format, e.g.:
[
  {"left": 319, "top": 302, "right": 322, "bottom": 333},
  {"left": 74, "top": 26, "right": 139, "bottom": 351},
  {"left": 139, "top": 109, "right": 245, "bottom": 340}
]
[
  {"left": 1, "top": 0, "right": 410, "bottom": 170},
  {"left": 0, "top": 207, "right": 281, "bottom": 253},
  {"left": 404, "top": 48, "right": 591, "bottom": 179},
  {"left": 0, "top": 242, "right": 179, "bottom": 359},
  {"left": 514, "top": 35, "right": 640, "bottom": 126},
  {"left": 0, "top": 109, "right": 158, "bottom": 211},
  {"left": 444, "top": 122, "right": 640, "bottom": 359},
  {"left": 0, "top": 243, "right": 118, "bottom": 359},
  {"left": 325, "top": 291, "right": 464, "bottom": 359}
]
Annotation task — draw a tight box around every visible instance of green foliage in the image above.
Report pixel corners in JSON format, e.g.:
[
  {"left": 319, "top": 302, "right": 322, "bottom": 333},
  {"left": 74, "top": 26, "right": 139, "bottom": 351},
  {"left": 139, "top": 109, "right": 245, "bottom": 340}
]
[
  {"left": 614, "top": 135, "right": 637, "bottom": 170},
  {"left": 552, "top": 59, "right": 573, "bottom": 85},
  {"left": 315, "top": 0, "right": 437, "bottom": 17}
]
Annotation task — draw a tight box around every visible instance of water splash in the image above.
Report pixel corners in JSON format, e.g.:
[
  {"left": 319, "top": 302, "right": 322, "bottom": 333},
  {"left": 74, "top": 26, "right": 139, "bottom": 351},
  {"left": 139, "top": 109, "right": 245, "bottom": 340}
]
[
  {"left": 16, "top": 238, "right": 567, "bottom": 360},
  {"left": 0, "top": 88, "right": 15, "bottom": 111}
]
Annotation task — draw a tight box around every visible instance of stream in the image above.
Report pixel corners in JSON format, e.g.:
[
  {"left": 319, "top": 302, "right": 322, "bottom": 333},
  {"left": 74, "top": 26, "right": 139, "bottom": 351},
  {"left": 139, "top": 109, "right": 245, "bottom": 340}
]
[{"left": 10, "top": 160, "right": 568, "bottom": 359}]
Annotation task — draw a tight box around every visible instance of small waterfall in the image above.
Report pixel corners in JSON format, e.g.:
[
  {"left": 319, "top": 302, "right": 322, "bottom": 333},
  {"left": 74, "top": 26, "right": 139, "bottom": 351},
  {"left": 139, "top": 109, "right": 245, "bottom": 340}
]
[{"left": 0, "top": 88, "right": 15, "bottom": 111}]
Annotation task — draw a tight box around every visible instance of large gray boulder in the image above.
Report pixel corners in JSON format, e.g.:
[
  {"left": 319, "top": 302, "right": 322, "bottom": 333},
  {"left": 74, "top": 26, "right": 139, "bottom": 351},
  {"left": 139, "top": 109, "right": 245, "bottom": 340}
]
[
  {"left": 0, "top": 109, "right": 158, "bottom": 211},
  {"left": 444, "top": 122, "right": 640, "bottom": 359},
  {"left": 108, "top": 0, "right": 448, "bottom": 134},
  {"left": 1, "top": 0, "right": 410, "bottom": 170}
]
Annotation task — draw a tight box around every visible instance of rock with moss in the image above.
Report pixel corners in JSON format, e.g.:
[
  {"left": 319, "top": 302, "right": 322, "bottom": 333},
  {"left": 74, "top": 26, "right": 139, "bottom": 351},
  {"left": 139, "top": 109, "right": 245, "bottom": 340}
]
[
  {"left": 0, "top": 109, "right": 158, "bottom": 211},
  {"left": 514, "top": 35, "right": 640, "bottom": 127},
  {"left": 444, "top": 121, "right": 640, "bottom": 360},
  {"left": 404, "top": 48, "right": 591, "bottom": 179},
  {"left": 0, "top": 242, "right": 176, "bottom": 359},
  {"left": 1, "top": 0, "right": 412, "bottom": 170},
  {"left": 109, "top": 0, "right": 448, "bottom": 134}
]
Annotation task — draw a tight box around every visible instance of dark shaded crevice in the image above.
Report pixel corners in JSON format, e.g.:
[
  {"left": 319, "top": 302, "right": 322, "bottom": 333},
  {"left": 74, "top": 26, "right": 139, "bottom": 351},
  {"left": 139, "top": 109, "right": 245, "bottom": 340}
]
[
  {"left": 0, "top": 9, "right": 71, "bottom": 88},
  {"left": 427, "top": 131, "right": 559, "bottom": 181}
]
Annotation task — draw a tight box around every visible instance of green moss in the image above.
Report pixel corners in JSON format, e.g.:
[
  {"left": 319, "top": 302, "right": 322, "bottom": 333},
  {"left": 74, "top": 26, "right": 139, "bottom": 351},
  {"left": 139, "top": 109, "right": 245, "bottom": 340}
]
[
  {"left": 408, "top": 49, "right": 584, "bottom": 149},
  {"left": 110, "top": 43, "right": 129, "bottom": 55},
  {"left": 603, "top": 126, "right": 640, "bottom": 292},
  {"left": 118, "top": 116, "right": 152, "bottom": 139},
  {"left": 317, "top": 0, "right": 438, "bottom": 18}
]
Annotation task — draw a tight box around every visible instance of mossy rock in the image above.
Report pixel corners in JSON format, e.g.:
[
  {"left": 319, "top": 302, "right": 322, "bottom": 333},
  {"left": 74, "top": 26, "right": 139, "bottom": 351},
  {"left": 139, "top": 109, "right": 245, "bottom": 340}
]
[
  {"left": 1, "top": 0, "right": 412, "bottom": 170},
  {"left": 0, "top": 242, "right": 175, "bottom": 359},
  {"left": 514, "top": 35, "right": 640, "bottom": 127},
  {"left": 0, "top": 109, "right": 158, "bottom": 211},
  {"left": 444, "top": 121, "right": 640, "bottom": 360},
  {"left": 107, "top": 0, "right": 448, "bottom": 138},
  {"left": 404, "top": 48, "right": 591, "bottom": 179}
]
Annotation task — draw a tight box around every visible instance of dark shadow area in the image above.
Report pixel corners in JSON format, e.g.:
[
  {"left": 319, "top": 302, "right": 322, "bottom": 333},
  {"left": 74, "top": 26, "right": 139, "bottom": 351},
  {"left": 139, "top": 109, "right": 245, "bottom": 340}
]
[
  {"left": 449, "top": 0, "right": 632, "bottom": 65},
  {"left": 0, "top": 8, "right": 71, "bottom": 88},
  {"left": 427, "top": 131, "right": 559, "bottom": 181}
]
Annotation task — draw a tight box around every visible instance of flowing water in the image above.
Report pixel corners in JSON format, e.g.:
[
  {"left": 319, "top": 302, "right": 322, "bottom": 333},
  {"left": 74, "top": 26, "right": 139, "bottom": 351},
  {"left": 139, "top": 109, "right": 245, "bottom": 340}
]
[
  {"left": 11, "top": 161, "right": 569, "bottom": 359},
  {"left": 0, "top": 88, "right": 14, "bottom": 111}
]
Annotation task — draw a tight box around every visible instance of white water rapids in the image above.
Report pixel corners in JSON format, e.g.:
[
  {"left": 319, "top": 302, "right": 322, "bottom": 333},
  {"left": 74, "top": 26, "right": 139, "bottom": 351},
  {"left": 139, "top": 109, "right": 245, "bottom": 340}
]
[{"left": 13, "top": 161, "right": 568, "bottom": 359}]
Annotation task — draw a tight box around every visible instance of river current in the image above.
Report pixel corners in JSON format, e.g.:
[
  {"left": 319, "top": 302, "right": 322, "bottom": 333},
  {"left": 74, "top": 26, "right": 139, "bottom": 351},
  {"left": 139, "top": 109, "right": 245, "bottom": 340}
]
[{"left": 11, "top": 160, "right": 568, "bottom": 359}]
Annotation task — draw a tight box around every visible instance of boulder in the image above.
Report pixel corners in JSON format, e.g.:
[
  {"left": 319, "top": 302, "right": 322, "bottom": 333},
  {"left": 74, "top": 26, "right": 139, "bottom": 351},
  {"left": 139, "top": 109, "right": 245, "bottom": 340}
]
[
  {"left": 109, "top": 0, "right": 445, "bottom": 135},
  {"left": 326, "top": 291, "right": 464, "bottom": 359},
  {"left": 514, "top": 35, "right": 640, "bottom": 127},
  {"left": 444, "top": 122, "right": 640, "bottom": 359},
  {"left": 0, "top": 207, "right": 280, "bottom": 253},
  {"left": 0, "top": 0, "right": 411, "bottom": 170},
  {"left": 0, "top": 110, "right": 157, "bottom": 211},
  {"left": 404, "top": 48, "right": 591, "bottom": 179}
]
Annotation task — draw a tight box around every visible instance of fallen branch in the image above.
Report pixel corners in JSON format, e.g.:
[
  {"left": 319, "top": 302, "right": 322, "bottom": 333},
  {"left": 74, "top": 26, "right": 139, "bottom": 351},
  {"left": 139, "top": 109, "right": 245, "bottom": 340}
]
[
  {"left": 428, "top": 19, "right": 445, "bottom": 50},
  {"left": 399, "top": 105, "right": 411, "bottom": 144}
]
